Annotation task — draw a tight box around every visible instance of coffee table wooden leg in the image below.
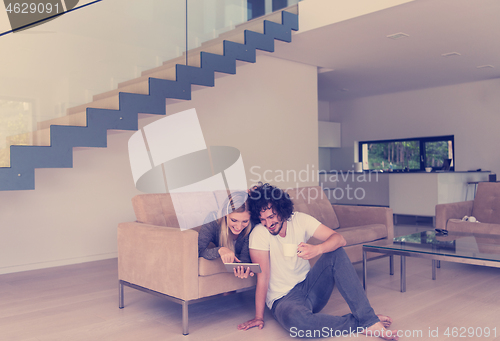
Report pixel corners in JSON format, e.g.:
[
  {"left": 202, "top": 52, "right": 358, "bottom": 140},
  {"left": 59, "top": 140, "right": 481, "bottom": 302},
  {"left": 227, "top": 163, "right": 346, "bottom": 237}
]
[
  {"left": 432, "top": 259, "right": 437, "bottom": 280},
  {"left": 390, "top": 255, "right": 394, "bottom": 275},
  {"left": 401, "top": 255, "right": 406, "bottom": 292}
]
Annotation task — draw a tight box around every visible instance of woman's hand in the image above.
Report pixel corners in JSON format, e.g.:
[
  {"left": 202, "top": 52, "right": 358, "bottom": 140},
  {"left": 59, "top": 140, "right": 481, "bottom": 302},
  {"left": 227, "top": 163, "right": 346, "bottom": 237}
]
[
  {"left": 237, "top": 317, "right": 264, "bottom": 330},
  {"left": 218, "top": 247, "right": 240, "bottom": 264},
  {"left": 233, "top": 265, "right": 254, "bottom": 279}
]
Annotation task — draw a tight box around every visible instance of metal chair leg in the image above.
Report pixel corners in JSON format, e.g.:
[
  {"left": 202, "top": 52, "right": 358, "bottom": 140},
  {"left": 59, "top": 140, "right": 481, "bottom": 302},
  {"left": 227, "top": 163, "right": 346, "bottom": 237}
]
[
  {"left": 182, "top": 301, "right": 189, "bottom": 335},
  {"left": 119, "top": 281, "right": 124, "bottom": 309}
]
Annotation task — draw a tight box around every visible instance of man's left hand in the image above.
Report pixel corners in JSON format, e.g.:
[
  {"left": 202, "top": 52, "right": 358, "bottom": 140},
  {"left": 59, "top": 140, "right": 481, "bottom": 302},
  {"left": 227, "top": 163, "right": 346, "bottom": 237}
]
[
  {"left": 234, "top": 266, "right": 254, "bottom": 279},
  {"left": 297, "top": 243, "right": 320, "bottom": 260},
  {"left": 238, "top": 318, "right": 264, "bottom": 330}
]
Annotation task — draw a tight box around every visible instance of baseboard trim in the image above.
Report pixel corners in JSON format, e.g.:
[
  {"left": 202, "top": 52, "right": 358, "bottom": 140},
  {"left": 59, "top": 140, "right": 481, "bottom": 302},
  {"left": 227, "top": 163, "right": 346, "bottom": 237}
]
[{"left": 0, "top": 252, "right": 118, "bottom": 275}]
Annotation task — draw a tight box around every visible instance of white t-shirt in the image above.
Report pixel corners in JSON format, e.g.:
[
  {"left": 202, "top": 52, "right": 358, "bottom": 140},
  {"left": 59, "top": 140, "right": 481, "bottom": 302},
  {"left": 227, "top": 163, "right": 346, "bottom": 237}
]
[{"left": 249, "top": 212, "right": 321, "bottom": 309}]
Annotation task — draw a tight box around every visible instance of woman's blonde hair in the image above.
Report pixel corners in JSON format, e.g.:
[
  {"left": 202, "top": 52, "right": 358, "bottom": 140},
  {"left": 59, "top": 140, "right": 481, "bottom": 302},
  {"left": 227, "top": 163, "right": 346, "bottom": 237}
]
[{"left": 218, "top": 191, "right": 252, "bottom": 252}]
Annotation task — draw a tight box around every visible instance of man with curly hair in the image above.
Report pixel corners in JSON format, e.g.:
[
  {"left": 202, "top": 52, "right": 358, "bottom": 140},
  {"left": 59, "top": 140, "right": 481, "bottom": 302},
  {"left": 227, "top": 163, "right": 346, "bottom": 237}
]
[{"left": 237, "top": 183, "right": 398, "bottom": 340}]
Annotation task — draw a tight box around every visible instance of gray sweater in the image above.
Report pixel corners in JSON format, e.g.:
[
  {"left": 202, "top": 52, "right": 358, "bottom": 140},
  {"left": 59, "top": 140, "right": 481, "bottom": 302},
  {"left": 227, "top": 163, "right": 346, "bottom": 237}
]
[{"left": 197, "top": 216, "right": 251, "bottom": 263}]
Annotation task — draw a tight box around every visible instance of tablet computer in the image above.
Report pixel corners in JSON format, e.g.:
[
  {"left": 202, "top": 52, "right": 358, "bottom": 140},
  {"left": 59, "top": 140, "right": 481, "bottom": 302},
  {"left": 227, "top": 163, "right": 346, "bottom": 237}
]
[{"left": 224, "top": 263, "right": 261, "bottom": 273}]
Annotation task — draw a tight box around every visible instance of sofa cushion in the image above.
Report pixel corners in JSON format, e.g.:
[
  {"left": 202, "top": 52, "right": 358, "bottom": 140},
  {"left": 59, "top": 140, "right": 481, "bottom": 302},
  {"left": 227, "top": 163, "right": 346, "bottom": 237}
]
[
  {"left": 471, "top": 182, "right": 500, "bottom": 224},
  {"left": 336, "top": 224, "right": 388, "bottom": 246},
  {"left": 198, "top": 256, "right": 227, "bottom": 276},
  {"left": 446, "top": 219, "right": 500, "bottom": 235},
  {"left": 286, "top": 186, "right": 340, "bottom": 229}
]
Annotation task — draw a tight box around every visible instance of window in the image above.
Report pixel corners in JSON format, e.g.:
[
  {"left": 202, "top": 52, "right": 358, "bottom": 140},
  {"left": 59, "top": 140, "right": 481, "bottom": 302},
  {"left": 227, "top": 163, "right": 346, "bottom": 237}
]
[{"left": 359, "top": 135, "right": 454, "bottom": 172}]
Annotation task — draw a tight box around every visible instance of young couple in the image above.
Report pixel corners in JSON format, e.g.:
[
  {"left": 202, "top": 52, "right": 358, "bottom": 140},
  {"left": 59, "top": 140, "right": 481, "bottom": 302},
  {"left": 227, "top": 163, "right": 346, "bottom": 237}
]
[{"left": 198, "top": 183, "right": 399, "bottom": 340}]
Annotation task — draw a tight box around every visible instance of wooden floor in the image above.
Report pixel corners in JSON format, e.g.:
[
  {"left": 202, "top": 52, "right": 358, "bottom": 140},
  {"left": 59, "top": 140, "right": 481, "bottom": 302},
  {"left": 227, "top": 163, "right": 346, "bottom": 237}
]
[{"left": 1, "top": 225, "right": 499, "bottom": 341}]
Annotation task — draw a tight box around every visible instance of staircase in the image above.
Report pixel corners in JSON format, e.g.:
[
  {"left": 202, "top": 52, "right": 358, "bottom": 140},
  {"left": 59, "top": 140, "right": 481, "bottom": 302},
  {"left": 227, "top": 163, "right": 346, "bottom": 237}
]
[{"left": 0, "top": 8, "right": 298, "bottom": 191}]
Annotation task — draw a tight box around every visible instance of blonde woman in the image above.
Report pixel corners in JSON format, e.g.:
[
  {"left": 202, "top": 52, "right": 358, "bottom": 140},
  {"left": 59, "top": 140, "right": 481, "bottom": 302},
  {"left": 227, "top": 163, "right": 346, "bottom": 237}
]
[{"left": 198, "top": 192, "right": 253, "bottom": 272}]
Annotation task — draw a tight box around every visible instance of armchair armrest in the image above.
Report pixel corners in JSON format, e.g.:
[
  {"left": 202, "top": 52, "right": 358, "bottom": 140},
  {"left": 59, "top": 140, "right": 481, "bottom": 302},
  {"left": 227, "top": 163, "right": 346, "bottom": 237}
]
[
  {"left": 435, "top": 201, "right": 474, "bottom": 231},
  {"left": 332, "top": 205, "right": 394, "bottom": 241},
  {"left": 118, "top": 222, "right": 199, "bottom": 301}
]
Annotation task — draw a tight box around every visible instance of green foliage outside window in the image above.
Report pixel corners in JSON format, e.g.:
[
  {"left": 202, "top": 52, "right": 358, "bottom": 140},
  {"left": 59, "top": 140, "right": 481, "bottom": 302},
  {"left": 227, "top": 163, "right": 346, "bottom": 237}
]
[
  {"left": 360, "top": 136, "right": 454, "bottom": 172},
  {"left": 366, "top": 141, "right": 420, "bottom": 170}
]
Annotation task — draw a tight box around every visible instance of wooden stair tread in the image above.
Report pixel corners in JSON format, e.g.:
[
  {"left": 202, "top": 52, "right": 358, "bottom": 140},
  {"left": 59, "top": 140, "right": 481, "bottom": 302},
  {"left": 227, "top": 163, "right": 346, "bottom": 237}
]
[
  {"left": 6, "top": 128, "right": 51, "bottom": 147},
  {"left": 37, "top": 112, "right": 87, "bottom": 130}
]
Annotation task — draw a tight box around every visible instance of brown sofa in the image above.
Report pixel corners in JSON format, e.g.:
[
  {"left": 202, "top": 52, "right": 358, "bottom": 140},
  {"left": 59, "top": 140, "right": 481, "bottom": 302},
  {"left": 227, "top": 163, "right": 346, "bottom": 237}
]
[
  {"left": 436, "top": 182, "right": 500, "bottom": 235},
  {"left": 117, "top": 186, "right": 394, "bottom": 335}
]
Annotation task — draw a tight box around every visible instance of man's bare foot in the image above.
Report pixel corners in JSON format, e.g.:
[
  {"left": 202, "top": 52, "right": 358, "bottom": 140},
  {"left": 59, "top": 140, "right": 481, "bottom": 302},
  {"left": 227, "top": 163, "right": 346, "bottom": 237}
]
[
  {"left": 360, "top": 322, "right": 399, "bottom": 340},
  {"left": 377, "top": 314, "right": 393, "bottom": 329}
]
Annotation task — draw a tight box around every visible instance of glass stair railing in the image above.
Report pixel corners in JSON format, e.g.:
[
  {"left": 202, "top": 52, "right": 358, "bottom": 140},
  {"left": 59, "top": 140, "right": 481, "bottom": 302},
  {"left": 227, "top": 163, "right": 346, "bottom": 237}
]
[{"left": 0, "top": 0, "right": 299, "bottom": 189}]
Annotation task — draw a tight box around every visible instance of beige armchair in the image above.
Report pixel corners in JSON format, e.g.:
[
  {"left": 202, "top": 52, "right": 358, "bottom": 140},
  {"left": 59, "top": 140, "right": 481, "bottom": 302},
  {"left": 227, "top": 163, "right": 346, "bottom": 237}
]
[
  {"left": 436, "top": 182, "right": 500, "bottom": 235},
  {"left": 117, "top": 193, "right": 256, "bottom": 335}
]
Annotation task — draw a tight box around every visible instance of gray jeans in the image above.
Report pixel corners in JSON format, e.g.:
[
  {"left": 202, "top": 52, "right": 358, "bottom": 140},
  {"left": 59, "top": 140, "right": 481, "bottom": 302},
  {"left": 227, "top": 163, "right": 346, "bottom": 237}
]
[{"left": 271, "top": 247, "right": 380, "bottom": 337}]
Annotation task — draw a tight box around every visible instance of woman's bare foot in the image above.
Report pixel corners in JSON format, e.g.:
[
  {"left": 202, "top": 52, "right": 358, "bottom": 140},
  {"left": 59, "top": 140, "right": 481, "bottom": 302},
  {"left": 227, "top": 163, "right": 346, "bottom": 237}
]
[
  {"left": 377, "top": 314, "right": 393, "bottom": 329},
  {"left": 360, "top": 321, "right": 399, "bottom": 340}
]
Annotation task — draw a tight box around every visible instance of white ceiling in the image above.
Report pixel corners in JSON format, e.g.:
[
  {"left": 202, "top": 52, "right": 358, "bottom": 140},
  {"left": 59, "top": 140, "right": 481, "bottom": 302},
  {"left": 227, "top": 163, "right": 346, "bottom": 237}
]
[{"left": 271, "top": 0, "right": 500, "bottom": 101}]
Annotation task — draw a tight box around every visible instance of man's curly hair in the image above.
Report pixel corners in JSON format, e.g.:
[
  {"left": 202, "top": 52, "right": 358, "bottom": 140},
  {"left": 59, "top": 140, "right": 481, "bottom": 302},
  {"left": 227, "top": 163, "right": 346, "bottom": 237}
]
[{"left": 248, "top": 183, "right": 294, "bottom": 225}]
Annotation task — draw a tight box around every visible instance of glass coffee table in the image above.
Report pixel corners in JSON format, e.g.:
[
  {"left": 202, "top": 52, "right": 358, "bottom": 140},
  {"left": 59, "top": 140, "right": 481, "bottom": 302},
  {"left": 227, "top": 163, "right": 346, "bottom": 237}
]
[{"left": 363, "top": 230, "right": 500, "bottom": 293}]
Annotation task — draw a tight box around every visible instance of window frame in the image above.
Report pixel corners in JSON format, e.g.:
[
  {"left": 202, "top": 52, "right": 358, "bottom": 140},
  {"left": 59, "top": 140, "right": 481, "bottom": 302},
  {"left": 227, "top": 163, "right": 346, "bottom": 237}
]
[{"left": 358, "top": 135, "right": 455, "bottom": 172}]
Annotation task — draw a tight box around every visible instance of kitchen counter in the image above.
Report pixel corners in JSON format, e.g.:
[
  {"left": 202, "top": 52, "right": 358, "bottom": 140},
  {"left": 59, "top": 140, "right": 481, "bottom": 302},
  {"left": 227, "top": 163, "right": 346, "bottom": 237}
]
[
  {"left": 388, "top": 171, "right": 489, "bottom": 216},
  {"left": 319, "top": 171, "right": 491, "bottom": 216}
]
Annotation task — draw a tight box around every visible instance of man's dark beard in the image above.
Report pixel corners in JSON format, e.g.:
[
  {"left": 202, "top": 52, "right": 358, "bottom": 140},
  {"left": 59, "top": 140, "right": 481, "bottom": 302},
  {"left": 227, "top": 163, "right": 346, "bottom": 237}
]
[{"left": 269, "top": 219, "right": 285, "bottom": 236}]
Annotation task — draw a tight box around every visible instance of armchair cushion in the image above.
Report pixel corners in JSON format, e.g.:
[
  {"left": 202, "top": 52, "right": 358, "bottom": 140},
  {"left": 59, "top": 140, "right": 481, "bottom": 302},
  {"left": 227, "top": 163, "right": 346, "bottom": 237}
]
[
  {"left": 471, "top": 182, "right": 500, "bottom": 224},
  {"left": 435, "top": 201, "right": 473, "bottom": 231},
  {"left": 198, "top": 274, "right": 256, "bottom": 298},
  {"left": 446, "top": 219, "right": 500, "bottom": 235}
]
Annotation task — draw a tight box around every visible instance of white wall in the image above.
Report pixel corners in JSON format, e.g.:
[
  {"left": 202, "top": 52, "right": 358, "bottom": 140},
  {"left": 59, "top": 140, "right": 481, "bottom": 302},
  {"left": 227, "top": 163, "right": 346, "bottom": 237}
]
[
  {"left": 330, "top": 78, "right": 500, "bottom": 174},
  {"left": 0, "top": 131, "right": 141, "bottom": 275},
  {"left": 298, "top": 0, "right": 413, "bottom": 33},
  {"left": 318, "top": 100, "right": 331, "bottom": 171},
  {"left": 0, "top": 54, "right": 318, "bottom": 274},
  {"left": 166, "top": 54, "right": 319, "bottom": 189}
]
